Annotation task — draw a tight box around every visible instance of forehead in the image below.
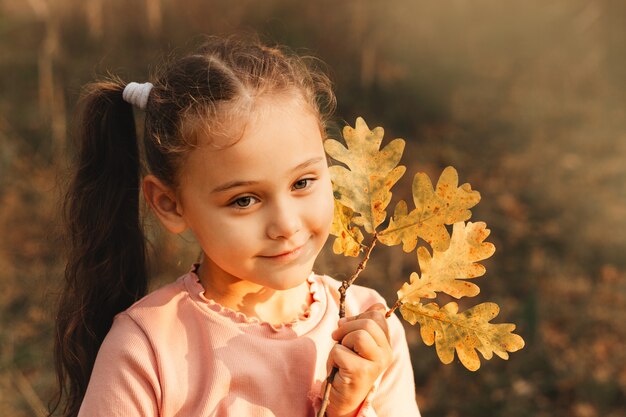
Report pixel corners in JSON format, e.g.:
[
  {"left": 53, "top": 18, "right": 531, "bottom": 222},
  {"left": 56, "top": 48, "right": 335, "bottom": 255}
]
[{"left": 180, "top": 95, "right": 325, "bottom": 187}]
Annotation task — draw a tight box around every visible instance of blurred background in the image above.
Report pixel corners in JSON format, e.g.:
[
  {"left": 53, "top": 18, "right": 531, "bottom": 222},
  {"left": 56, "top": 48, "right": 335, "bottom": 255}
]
[{"left": 1, "top": 0, "right": 625, "bottom": 416}]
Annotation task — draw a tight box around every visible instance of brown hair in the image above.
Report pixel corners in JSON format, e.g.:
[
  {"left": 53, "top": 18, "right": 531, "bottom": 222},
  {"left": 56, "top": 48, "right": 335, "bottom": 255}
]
[{"left": 51, "top": 35, "right": 335, "bottom": 417}]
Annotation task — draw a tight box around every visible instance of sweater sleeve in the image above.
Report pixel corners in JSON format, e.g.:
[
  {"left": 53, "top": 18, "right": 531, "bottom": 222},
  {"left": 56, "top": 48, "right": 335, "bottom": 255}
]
[
  {"left": 78, "top": 313, "right": 161, "bottom": 417},
  {"left": 358, "top": 313, "right": 421, "bottom": 417}
]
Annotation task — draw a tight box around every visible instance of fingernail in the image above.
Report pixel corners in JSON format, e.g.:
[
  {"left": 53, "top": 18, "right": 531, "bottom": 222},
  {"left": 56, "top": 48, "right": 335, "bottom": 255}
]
[{"left": 338, "top": 318, "right": 347, "bottom": 325}]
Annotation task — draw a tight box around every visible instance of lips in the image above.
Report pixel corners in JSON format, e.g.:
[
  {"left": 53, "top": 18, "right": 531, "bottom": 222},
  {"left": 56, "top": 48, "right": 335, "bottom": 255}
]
[
  {"left": 263, "top": 245, "right": 303, "bottom": 258},
  {"left": 260, "top": 240, "right": 308, "bottom": 259}
]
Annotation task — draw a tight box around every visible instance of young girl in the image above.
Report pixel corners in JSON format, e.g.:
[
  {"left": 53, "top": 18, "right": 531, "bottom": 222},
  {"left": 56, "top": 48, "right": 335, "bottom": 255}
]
[{"left": 53, "top": 36, "right": 420, "bottom": 417}]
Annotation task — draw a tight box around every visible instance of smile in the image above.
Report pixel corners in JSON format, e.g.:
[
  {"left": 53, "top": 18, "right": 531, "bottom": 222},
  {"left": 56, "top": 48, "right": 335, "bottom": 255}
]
[{"left": 260, "top": 243, "right": 306, "bottom": 261}]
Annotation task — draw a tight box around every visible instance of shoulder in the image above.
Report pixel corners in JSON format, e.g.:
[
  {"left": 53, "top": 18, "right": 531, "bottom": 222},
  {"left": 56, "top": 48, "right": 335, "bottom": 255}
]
[
  {"left": 127, "top": 274, "right": 190, "bottom": 312},
  {"left": 109, "top": 272, "right": 199, "bottom": 341},
  {"left": 123, "top": 273, "right": 191, "bottom": 316},
  {"left": 97, "top": 271, "right": 209, "bottom": 371}
]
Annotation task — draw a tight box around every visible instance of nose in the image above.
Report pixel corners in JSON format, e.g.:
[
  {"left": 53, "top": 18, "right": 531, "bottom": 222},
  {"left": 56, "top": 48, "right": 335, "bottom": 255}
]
[{"left": 266, "top": 198, "right": 302, "bottom": 240}]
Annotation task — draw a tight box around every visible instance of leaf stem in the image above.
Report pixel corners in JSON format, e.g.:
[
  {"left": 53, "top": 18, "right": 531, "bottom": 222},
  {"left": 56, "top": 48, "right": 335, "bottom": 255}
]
[
  {"left": 317, "top": 233, "right": 379, "bottom": 417},
  {"left": 385, "top": 299, "right": 403, "bottom": 318}
]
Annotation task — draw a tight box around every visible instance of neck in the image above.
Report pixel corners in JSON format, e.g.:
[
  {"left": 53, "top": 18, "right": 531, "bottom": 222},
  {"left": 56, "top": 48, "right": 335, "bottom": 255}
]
[{"left": 196, "top": 263, "right": 312, "bottom": 325}]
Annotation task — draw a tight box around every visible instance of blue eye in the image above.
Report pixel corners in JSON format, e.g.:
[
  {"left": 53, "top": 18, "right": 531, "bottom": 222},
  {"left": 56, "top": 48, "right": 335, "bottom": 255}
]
[
  {"left": 293, "top": 178, "right": 314, "bottom": 190},
  {"left": 231, "top": 196, "right": 257, "bottom": 209}
]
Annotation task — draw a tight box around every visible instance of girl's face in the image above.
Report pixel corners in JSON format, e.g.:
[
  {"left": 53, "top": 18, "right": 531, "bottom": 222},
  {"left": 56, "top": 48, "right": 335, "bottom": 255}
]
[{"left": 176, "top": 95, "right": 334, "bottom": 291}]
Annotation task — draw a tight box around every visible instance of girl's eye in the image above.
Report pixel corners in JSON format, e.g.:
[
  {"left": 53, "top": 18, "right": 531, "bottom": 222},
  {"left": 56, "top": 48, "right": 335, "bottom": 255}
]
[
  {"left": 293, "top": 178, "right": 314, "bottom": 190},
  {"left": 231, "top": 196, "right": 258, "bottom": 209}
]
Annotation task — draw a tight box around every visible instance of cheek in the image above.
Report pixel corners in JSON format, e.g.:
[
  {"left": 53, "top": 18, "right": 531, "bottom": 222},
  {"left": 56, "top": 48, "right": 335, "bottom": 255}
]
[{"left": 193, "top": 215, "right": 252, "bottom": 256}]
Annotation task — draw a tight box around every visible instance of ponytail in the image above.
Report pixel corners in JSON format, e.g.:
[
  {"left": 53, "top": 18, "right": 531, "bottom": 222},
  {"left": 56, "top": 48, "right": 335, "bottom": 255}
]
[{"left": 51, "top": 80, "right": 148, "bottom": 417}]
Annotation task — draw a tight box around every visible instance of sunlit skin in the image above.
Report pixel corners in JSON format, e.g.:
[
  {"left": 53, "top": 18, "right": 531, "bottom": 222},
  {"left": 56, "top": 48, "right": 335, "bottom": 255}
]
[
  {"left": 177, "top": 95, "right": 335, "bottom": 324},
  {"left": 143, "top": 94, "right": 392, "bottom": 417}
]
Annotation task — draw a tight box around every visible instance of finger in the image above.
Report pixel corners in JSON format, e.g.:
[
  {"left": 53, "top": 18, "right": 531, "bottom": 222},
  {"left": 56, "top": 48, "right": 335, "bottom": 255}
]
[
  {"left": 359, "top": 308, "right": 390, "bottom": 339},
  {"left": 339, "top": 304, "right": 389, "bottom": 338},
  {"left": 340, "top": 303, "right": 386, "bottom": 323},
  {"left": 365, "top": 303, "right": 387, "bottom": 313},
  {"left": 340, "top": 329, "right": 383, "bottom": 361},
  {"left": 328, "top": 343, "right": 371, "bottom": 372},
  {"left": 326, "top": 343, "right": 353, "bottom": 375},
  {"left": 332, "top": 317, "right": 390, "bottom": 347}
]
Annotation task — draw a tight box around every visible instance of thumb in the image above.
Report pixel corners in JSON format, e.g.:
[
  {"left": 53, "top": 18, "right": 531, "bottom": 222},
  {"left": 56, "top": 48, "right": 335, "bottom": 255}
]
[
  {"left": 365, "top": 303, "right": 387, "bottom": 313},
  {"left": 341, "top": 303, "right": 387, "bottom": 323}
]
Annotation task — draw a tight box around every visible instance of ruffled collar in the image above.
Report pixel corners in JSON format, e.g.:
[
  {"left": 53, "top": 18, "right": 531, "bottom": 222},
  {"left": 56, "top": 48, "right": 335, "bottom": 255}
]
[{"left": 183, "top": 265, "right": 326, "bottom": 337}]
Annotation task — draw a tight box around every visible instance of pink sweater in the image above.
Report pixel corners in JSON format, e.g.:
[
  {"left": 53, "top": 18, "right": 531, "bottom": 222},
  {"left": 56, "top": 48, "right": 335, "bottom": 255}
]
[{"left": 79, "top": 270, "right": 421, "bottom": 417}]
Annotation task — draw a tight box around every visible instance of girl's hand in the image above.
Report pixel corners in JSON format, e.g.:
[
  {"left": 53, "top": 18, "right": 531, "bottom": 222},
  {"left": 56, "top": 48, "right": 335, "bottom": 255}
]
[{"left": 325, "top": 303, "right": 393, "bottom": 417}]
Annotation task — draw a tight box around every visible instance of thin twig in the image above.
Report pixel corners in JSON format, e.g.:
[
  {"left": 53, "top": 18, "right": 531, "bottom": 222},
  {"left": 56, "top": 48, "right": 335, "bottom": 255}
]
[
  {"left": 317, "top": 234, "right": 378, "bottom": 417},
  {"left": 318, "top": 367, "right": 338, "bottom": 417},
  {"left": 338, "top": 233, "right": 378, "bottom": 318},
  {"left": 385, "top": 299, "right": 403, "bottom": 318}
]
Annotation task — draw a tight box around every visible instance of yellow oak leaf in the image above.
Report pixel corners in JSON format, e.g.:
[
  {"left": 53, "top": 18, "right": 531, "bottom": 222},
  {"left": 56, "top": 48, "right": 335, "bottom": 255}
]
[
  {"left": 379, "top": 166, "right": 480, "bottom": 252},
  {"left": 330, "top": 200, "right": 364, "bottom": 257},
  {"left": 400, "top": 301, "right": 525, "bottom": 371},
  {"left": 397, "top": 221, "right": 495, "bottom": 302},
  {"left": 324, "top": 117, "right": 406, "bottom": 234}
]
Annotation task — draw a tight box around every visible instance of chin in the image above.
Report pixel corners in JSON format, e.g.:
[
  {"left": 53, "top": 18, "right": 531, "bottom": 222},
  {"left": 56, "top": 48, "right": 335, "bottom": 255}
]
[{"left": 265, "top": 268, "right": 313, "bottom": 291}]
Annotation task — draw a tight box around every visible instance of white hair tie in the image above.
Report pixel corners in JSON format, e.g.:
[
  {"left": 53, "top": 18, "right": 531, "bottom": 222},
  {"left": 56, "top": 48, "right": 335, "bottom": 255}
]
[{"left": 122, "top": 82, "right": 154, "bottom": 110}]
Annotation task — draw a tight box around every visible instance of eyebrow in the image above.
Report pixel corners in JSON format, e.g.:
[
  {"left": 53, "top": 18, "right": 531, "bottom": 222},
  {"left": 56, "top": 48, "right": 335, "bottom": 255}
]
[{"left": 210, "top": 156, "right": 325, "bottom": 194}]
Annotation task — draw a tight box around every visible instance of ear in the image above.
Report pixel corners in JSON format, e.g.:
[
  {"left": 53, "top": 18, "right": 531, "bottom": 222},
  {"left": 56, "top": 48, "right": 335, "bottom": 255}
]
[{"left": 142, "top": 175, "right": 188, "bottom": 234}]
